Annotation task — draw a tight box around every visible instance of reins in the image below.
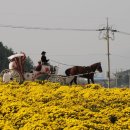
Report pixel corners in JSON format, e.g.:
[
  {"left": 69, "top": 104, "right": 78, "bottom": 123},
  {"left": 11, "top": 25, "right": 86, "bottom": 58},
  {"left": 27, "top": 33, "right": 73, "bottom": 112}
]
[
  {"left": 49, "top": 71, "right": 95, "bottom": 78},
  {"left": 49, "top": 59, "right": 101, "bottom": 78}
]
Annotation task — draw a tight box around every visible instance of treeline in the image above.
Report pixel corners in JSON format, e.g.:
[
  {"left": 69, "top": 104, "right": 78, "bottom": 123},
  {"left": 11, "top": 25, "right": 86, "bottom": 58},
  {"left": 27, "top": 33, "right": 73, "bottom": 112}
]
[{"left": 0, "top": 42, "right": 34, "bottom": 72}]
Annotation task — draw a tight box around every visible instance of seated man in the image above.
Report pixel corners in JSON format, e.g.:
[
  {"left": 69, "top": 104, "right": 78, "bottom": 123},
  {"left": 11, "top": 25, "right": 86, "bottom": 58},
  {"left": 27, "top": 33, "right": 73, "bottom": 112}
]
[
  {"left": 35, "top": 61, "right": 42, "bottom": 71},
  {"left": 8, "top": 52, "right": 26, "bottom": 81},
  {"left": 41, "top": 51, "right": 49, "bottom": 65}
]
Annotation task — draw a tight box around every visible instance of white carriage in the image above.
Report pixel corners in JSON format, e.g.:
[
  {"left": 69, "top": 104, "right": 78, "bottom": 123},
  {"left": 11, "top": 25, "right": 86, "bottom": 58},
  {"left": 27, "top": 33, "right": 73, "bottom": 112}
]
[{"left": 0, "top": 53, "right": 58, "bottom": 83}]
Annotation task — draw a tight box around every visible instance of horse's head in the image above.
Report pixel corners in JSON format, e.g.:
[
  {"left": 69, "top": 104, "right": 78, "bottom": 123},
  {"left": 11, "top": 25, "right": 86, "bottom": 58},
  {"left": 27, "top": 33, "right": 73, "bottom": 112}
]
[
  {"left": 90, "top": 62, "right": 102, "bottom": 73},
  {"left": 96, "top": 62, "right": 102, "bottom": 72}
]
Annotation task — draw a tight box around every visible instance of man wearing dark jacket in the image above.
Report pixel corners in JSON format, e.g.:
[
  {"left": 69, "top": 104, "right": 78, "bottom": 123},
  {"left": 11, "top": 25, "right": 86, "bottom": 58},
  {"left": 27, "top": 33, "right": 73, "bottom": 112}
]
[{"left": 41, "top": 51, "right": 49, "bottom": 65}]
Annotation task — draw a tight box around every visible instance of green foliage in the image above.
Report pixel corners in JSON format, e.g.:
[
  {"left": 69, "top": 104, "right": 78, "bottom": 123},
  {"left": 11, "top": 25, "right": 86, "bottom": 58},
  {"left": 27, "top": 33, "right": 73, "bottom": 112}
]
[
  {"left": 24, "top": 56, "right": 34, "bottom": 72},
  {"left": 0, "top": 42, "right": 14, "bottom": 72}
]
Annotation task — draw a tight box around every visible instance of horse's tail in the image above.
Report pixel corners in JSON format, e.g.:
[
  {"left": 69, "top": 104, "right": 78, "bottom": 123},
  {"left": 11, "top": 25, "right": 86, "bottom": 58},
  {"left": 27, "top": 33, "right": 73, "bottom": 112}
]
[{"left": 65, "top": 68, "right": 71, "bottom": 76}]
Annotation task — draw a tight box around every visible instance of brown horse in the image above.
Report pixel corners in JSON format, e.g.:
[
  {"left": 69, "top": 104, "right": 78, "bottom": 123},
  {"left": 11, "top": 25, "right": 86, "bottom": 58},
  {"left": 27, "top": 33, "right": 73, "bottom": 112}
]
[{"left": 65, "top": 62, "right": 102, "bottom": 85}]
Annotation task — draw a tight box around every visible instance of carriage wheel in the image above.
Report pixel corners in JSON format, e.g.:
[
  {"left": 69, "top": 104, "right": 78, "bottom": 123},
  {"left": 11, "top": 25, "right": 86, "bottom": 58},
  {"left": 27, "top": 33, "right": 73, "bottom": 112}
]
[
  {"left": 10, "top": 70, "right": 22, "bottom": 83},
  {"left": 48, "top": 75, "right": 65, "bottom": 84},
  {"left": 48, "top": 75, "right": 57, "bottom": 82},
  {"left": 0, "top": 69, "right": 10, "bottom": 82},
  {"left": 55, "top": 76, "right": 64, "bottom": 83},
  {"left": 0, "top": 69, "right": 21, "bottom": 83}
]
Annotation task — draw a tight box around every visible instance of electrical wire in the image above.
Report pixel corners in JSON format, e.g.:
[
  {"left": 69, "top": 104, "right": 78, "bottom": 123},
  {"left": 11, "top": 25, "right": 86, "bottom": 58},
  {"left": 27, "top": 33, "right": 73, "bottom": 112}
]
[
  {"left": 0, "top": 24, "right": 98, "bottom": 32},
  {"left": 0, "top": 24, "right": 130, "bottom": 36},
  {"left": 116, "top": 31, "right": 130, "bottom": 35},
  {"left": 111, "top": 54, "right": 130, "bottom": 59}
]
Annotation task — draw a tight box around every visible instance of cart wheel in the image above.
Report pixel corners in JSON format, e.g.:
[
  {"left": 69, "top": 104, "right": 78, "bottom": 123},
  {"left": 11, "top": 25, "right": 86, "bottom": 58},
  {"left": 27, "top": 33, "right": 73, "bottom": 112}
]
[
  {"left": 48, "top": 75, "right": 57, "bottom": 82},
  {"left": 56, "top": 76, "right": 66, "bottom": 84},
  {"left": 55, "top": 76, "right": 62, "bottom": 83},
  {"left": 10, "top": 70, "right": 21, "bottom": 83},
  {"left": 0, "top": 69, "right": 10, "bottom": 82},
  {"left": 48, "top": 75, "right": 65, "bottom": 84},
  {"left": 0, "top": 69, "right": 21, "bottom": 83}
]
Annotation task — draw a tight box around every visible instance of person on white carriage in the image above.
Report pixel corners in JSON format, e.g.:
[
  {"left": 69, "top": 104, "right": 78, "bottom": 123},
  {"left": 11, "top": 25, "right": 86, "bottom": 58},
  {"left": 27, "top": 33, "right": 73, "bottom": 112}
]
[
  {"left": 8, "top": 52, "right": 26, "bottom": 80},
  {"left": 9, "top": 58, "right": 17, "bottom": 70},
  {"left": 8, "top": 52, "right": 26, "bottom": 70},
  {"left": 35, "top": 61, "right": 42, "bottom": 71},
  {"left": 3, "top": 52, "right": 26, "bottom": 83},
  {"left": 34, "top": 60, "right": 50, "bottom": 74}
]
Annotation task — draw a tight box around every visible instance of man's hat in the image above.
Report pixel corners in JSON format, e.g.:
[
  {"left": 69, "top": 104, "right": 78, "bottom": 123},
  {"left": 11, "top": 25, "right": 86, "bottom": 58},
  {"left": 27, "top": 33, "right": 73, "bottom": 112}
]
[
  {"left": 41, "top": 51, "right": 46, "bottom": 55},
  {"left": 41, "top": 51, "right": 46, "bottom": 54}
]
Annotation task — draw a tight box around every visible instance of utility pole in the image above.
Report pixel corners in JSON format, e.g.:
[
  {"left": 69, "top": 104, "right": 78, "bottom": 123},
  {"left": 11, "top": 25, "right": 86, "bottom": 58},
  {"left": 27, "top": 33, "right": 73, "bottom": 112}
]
[
  {"left": 115, "top": 70, "right": 118, "bottom": 87},
  {"left": 128, "top": 72, "right": 130, "bottom": 88},
  {"left": 98, "top": 18, "right": 117, "bottom": 88},
  {"left": 106, "top": 18, "right": 111, "bottom": 88}
]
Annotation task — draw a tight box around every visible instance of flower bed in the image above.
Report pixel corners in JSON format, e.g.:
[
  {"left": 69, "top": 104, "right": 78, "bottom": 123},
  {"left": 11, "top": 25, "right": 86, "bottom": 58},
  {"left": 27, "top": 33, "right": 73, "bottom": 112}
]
[{"left": 0, "top": 81, "right": 130, "bottom": 130}]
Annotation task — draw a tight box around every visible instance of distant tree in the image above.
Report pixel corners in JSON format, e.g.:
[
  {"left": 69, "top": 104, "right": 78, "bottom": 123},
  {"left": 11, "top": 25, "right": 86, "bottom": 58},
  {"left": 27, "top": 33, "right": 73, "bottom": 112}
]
[
  {"left": 123, "top": 75, "right": 129, "bottom": 85},
  {"left": 24, "top": 56, "right": 34, "bottom": 72},
  {"left": 0, "top": 42, "right": 14, "bottom": 72}
]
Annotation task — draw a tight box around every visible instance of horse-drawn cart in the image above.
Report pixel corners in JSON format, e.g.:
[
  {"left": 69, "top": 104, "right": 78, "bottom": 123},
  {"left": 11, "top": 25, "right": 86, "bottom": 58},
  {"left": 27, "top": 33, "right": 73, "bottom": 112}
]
[
  {"left": 0, "top": 53, "right": 103, "bottom": 85},
  {"left": 0, "top": 53, "right": 59, "bottom": 83}
]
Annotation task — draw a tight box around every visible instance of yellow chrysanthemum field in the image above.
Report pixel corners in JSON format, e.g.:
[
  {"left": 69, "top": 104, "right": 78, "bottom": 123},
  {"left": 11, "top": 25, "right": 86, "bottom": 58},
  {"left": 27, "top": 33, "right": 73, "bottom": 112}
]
[{"left": 0, "top": 81, "right": 130, "bottom": 130}]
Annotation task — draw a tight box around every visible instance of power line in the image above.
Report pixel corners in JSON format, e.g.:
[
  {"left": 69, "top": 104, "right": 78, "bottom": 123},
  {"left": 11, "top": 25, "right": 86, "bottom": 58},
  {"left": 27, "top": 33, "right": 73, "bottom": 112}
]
[
  {"left": 111, "top": 54, "right": 130, "bottom": 59},
  {"left": 0, "top": 23, "right": 130, "bottom": 36},
  {"left": 117, "top": 31, "right": 130, "bottom": 35},
  {"left": 0, "top": 24, "right": 98, "bottom": 32}
]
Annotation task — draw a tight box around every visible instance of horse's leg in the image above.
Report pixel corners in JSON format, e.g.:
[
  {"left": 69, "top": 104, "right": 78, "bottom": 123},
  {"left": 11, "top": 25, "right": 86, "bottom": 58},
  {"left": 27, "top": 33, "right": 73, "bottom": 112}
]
[
  {"left": 70, "top": 78, "right": 74, "bottom": 85},
  {"left": 69, "top": 76, "right": 77, "bottom": 85},
  {"left": 73, "top": 76, "right": 77, "bottom": 84},
  {"left": 88, "top": 78, "right": 90, "bottom": 84},
  {"left": 91, "top": 77, "right": 95, "bottom": 84}
]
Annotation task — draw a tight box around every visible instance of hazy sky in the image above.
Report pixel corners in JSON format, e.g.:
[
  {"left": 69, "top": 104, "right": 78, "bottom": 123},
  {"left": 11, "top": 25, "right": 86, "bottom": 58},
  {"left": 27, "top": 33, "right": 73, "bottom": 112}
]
[{"left": 0, "top": 0, "right": 130, "bottom": 76}]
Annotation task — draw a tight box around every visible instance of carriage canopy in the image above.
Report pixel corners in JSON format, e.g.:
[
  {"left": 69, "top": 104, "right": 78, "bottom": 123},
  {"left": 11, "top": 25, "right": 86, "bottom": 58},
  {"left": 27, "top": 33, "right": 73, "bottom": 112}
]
[
  {"left": 8, "top": 52, "right": 26, "bottom": 77},
  {"left": 8, "top": 53, "right": 25, "bottom": 60}
]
